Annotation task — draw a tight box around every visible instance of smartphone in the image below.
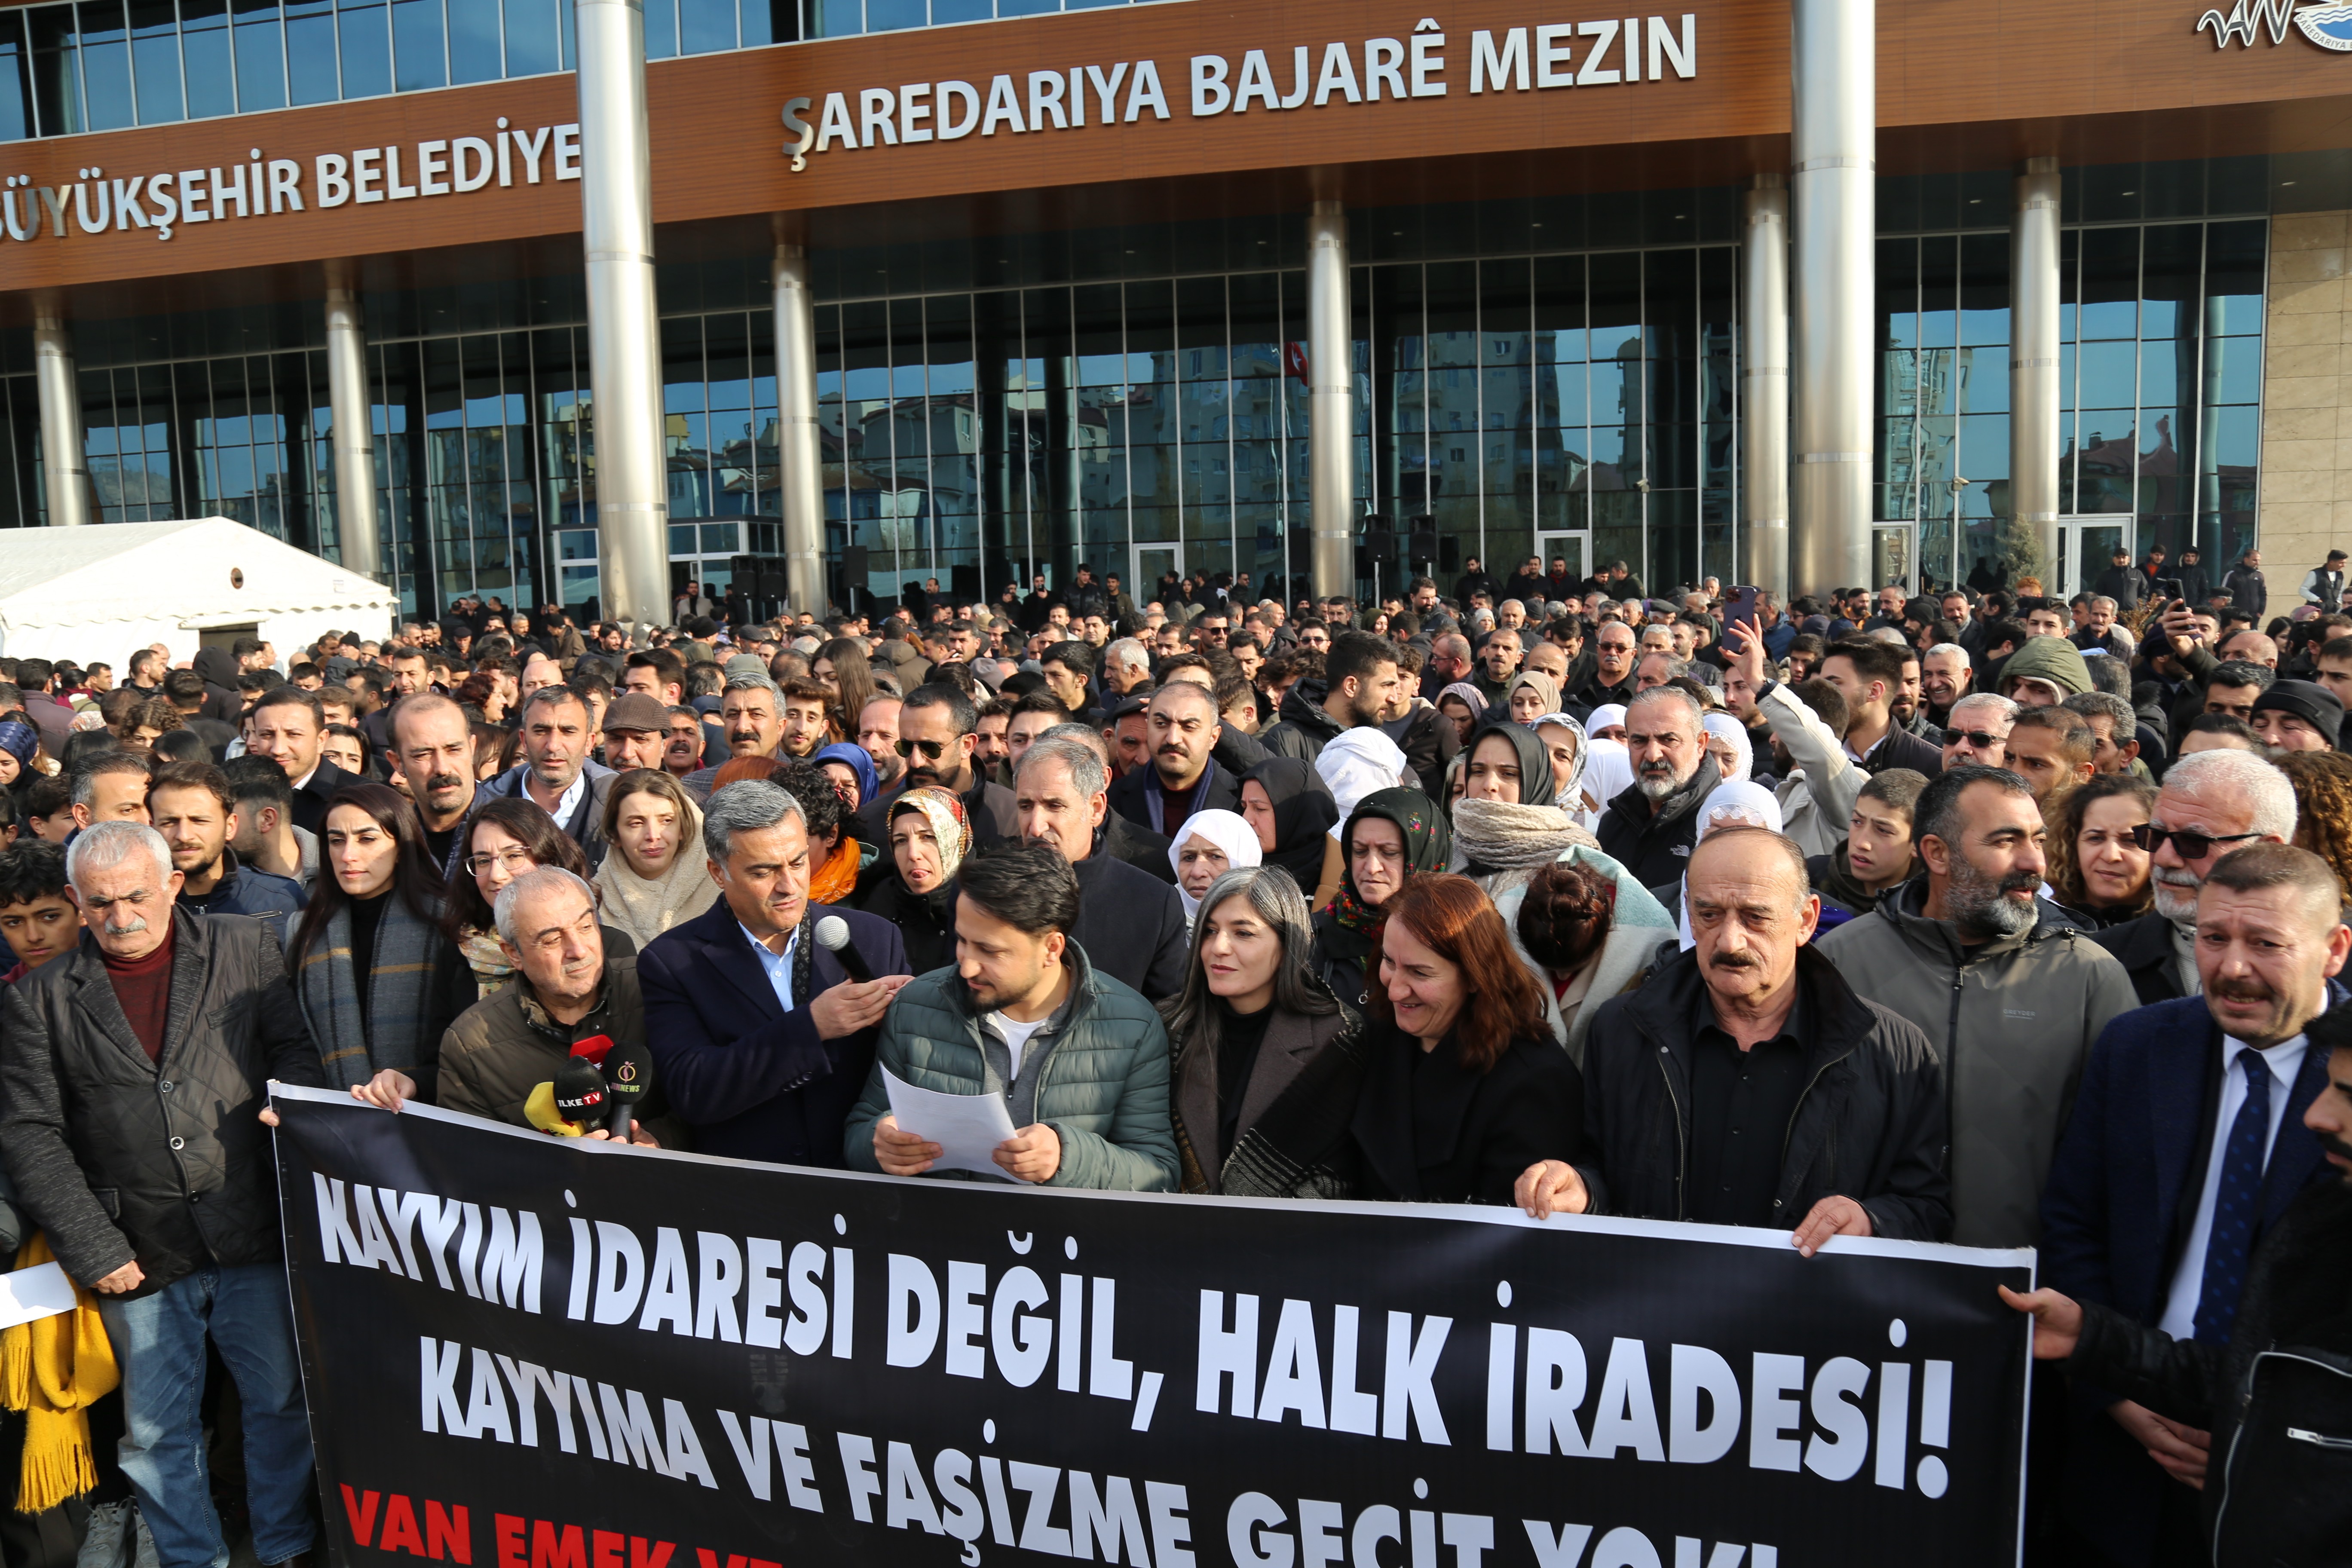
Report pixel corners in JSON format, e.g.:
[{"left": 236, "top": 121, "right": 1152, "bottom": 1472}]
[{"left": 1724, "top": 585, "right": 1762, "bottom": 634}]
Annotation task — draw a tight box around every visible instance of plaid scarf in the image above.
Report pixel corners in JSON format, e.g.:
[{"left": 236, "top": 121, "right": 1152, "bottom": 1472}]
[{"left": 294, "top": 896, "right": 443, "bottom": 1090}]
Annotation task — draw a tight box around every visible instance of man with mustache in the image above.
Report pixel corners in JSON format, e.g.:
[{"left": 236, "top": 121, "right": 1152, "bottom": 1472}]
[
  {"left": 2032, "top": 843, "right": 2350, "bottom": 1566},
  {"left": 1921, "top": 642, "right": 1973, "bottom": 729},
  {"left": 1514, "top": 826, "right": 1950, "bottom": 1249},
  {"left": 0, "top": 821, "right": 328, "bottom": 1568},
  {"left": 2092, "top": 748, "right": 2299, "bottom": 1008},
  {"left": 389, "top": 693, "right": 479, "bottom": 874},
  {"left": 1597, "top": 686, "right": 1723, "bottom": 886},
  {"left": 1817, "top": 765, "right": 2136, "bottom": 1247},
  {"left": 1108, "top": 679, "right": 1240, "bottom": 838},
  {"left": 853, "top": 683, "right": 1017, "bottom": 848}
]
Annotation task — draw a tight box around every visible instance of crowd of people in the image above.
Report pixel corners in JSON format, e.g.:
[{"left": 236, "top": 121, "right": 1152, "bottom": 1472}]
[{"left": 0, "top": 549, "right": 2349, "bottom": 1568}]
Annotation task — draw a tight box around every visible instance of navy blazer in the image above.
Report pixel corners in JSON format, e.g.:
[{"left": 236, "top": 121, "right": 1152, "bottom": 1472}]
[
  {"left": 637, "top": 899, "right": 909, "bottom": 1167},
  {"left": 2038, "top": 985, "right": 2342, "bottom": 1563}
]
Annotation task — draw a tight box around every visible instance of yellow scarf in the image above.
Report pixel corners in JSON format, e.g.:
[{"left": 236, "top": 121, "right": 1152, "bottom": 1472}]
[{"left": 0, "top": 1233, "right": 120, "bottom": 1513}]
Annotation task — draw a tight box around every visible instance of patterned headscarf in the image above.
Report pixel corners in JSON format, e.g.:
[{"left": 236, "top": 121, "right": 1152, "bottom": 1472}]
[
  {"left": 886, "top": 786, "right": 973, "bottom": 888},
  {"left": 0, "top": 719, "right": 37, "bottom": 767}
]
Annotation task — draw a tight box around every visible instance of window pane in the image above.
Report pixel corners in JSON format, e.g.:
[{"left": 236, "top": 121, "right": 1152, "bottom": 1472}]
[
  {"left": 389, "top": 0, "right": 439, "bottom": 87},
  {"left": 642, "top": 0, "right": 675, "bottom": 55},
  {"left": 445, "top": 0, "right": 493, "bottom": 81},
  {"left": 233, "top": 0, "right": 283, "bottom": 109},
  {"left": 129, "top": 0, "right": 181, "bottom": 122},
  {"left": 503, "top": 0, "right": 555, "bottom": 72},
  {"left": 679, "top": 0, "right": 731, "bottom": 50},
  {"left": 81, "top": 0, "right": 136, "bottom": 132},
  {"left": 0, "top": 12, "right": 32, "bottom": 139},
  {"left": 808, "top": 0, "right": 858, "bottom": 36},
  {"left": 28, "top": 6, "right": 80, "bottom": 137},
  {"left": 337, "top": 0, "right": 386, "bottom": 95},
  {"left": 180, "top": 0, "right": 232, "bottom": 117},
  {"left": 284, "top": 0, "right": 334, "bottom": 101}
]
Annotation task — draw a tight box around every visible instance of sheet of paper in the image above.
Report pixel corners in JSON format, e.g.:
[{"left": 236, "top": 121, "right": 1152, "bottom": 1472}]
[
  {"left": 882, "top": 1067, "right": 1029, "bottom": 1184},
  {"left": 0, "top": 1262, "right": 77, "bottom": 1330}
]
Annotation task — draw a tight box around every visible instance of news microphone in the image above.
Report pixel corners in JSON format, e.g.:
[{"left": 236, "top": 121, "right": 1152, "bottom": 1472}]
[
  {"left": 601, "top": 1043, "right": 654, "bottom": 1140},
  {"left": 550, "top": 1058, "right": 608, "bottom": 1129},
  {"left": 813, "top": 915, "right": 875, "bottom": 983},
  {"left": 568, "top": 1034, "right": 616, "bottom": 1068}
]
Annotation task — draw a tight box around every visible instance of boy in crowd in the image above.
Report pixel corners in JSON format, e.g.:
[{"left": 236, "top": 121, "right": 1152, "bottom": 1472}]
[
  {"left": 1808, "top": 769, "right": 1926, "bottom": 931},
  {"left": 0, "top": 841, "right": 75, "bottom": 982}
]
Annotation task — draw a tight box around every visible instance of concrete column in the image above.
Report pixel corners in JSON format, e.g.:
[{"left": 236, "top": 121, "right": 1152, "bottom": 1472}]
[
  {"left": 773, "top": 239, "right": 827, "bottom": 618},
  {"left": 33, "top": 304, "right": 86, "bottom": 527},
  {"left": 1742, "top": 174, "right": 1790, "bottom": 598},
  {"left": 324, "top": 260, "right": 383, "bottom": 579},
  {"left": 2011, "top": 156, "right": 2063, "bottom": 584},
  {"left": 1306, "top": 199, "right": 1354, "bottom": 601},
  {"left": 1788, "top": 0, "right": 1874, "bottom": 597},
  {"left": 577, "top": 0, "right": 669, "bottom": 626}
]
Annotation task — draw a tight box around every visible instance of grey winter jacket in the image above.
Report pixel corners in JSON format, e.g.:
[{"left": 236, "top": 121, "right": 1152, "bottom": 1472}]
[
  {"left": 843, "top": 941, "right": 1178, "bottom": 1191},
  {"left": 0, "top": 909, "right": 328, "bottom": 1293},
  {"left": 1814, "top": 880, "right": 2137, "bottom": 1248}
]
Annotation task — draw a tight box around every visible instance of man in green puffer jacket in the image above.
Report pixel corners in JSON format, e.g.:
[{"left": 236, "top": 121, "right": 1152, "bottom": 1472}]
[{"left": 845, "top": 842, "right": 1178, "bottom": 1191}]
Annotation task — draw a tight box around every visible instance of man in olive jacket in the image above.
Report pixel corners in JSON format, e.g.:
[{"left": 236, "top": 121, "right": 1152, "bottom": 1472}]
[
  {"left": 846, "top": 843, "right": 1177, "bottom": 1191},
  {"left": 0, "top": 821, "right": 326, "bottom": 1568},
  {"left": 1816, "top": 766, "right": 2137, "bottom": 1249}
]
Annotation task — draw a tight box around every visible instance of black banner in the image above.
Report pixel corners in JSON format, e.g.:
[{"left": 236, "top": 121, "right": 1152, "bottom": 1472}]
[{"left": 272, "top": 1087, "right": 2035, "bottom": 1568}]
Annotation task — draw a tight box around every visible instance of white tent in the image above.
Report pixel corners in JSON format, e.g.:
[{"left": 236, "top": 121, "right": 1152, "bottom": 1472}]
[{"left": 0, "top": 518, "right": 398, "bottom": 666}]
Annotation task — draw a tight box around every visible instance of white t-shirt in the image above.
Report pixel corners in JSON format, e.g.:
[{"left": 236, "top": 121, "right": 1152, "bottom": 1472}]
[{"left": 989, "top": 1013, "right": 1049, "bottom": 1080}]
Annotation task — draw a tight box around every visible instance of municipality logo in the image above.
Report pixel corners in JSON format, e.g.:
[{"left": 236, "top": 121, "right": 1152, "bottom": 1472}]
[{"left": 2198, "top": 0, "right": 2352, "bottom": 50}]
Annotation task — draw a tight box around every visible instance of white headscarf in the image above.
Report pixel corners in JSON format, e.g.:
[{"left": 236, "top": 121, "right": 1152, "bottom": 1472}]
[
  {"left": 1166, "top": 809, "right": 1264, "bottom": 922},
  {"left": 1676, "top": 781, "right": 1789, "bottom": 950},
  {"left": 1576, "top": 737, "right": 1634, "bottom": 833},
  {"left": 1316, "top": 729, "right": 1413, "bottom": 839},
  {"left": 1530, "top": 713, "right": 1588, "bottom": 815},
  {"left": 1700, "top": 712, "right": 1755, "bottom": 784},
  {"left": 1585, "top": 702, "right": 1629, "bottom": 738}
]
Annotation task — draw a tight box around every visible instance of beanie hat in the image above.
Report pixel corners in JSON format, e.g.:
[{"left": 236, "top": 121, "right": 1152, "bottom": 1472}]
[{"left": 2252, "top": 679, "right": 2343, "bottom": 747}]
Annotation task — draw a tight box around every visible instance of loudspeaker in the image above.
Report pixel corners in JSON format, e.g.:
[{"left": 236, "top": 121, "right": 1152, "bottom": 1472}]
[
  {"left": 758, "top": 570, "right": 786, "bottom": 597},
  {"left": 1439, "top": 536, "right": 1461, "bottom": 572},
  {"left": 842, "top": 545, "right": 870, "bottom": 580}
]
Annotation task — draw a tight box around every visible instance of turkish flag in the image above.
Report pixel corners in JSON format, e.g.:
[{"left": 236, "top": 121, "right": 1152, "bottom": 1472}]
[{"left": 1285, "top": 341, "right": 1309, "bottom": 386}]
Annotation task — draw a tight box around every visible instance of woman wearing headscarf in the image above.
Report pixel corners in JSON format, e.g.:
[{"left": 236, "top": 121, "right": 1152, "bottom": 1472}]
[
  {"left": 859, "top": 786, "right": 972, "bottom": 973},
  {"left": 813, "top": 741, "right": 880, "bottom": 815},
  {"left": 593, "top": 769, "right": 719, "bottom": 949},
  {"left": 1164, "top": 867, "right": 1366, "bottom": 1199},
  {"left": 1528, "top": 712, "right": 1587, "bottom": 813},
  {"left": 1311, "top": 788, "right": 1451, "bottom": 1006},
  {"left": 1457, "top": 720, "right": 1559, "bottom": 810},
  {"left": 1239, "top": 757, "right": 1341, "bottom": 907},
  {"left": 0, "top": 717, "right": 42, "bottom": 800},
  {"left": 1700, "top": 712, "right": 1754, "bottom": 785},
  {"left": 1168, "top": 809, "right": 1262, "bottom": 928},
  {"left": 1434, "top": 683, "right": 1487, "bottom": 746},
  {"left": 1584, "top": 703, "right": 1628, "bottom": 742},
  {"left": 285, "top": 784, "right": 476, "bottom": 1104},
  {"left": 1315, "top": 728, "right": 1412, "bottom": 838},
  {"left": 1501, "top": 670, "right": 1562, "bottom": 726}
]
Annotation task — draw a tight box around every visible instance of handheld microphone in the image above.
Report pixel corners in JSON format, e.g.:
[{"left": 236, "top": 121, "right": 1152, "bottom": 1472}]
[
  {"left": 813, "top": 915, "right": 875, "bottom": 983},
  {"left": 550, "top": 1058, "right": 608, "bottom": 1130},
  {"left": 601, "top": 1043, "right": 654, "bottom": 1140},
  {"left": 569, "top": 1034, "right": 616, "bottom": 1068}
]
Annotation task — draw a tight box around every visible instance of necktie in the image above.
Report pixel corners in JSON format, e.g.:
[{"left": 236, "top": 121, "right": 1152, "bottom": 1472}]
[{"left": 2192, "top": 1051, "right": 2273, "bottom": 1344}]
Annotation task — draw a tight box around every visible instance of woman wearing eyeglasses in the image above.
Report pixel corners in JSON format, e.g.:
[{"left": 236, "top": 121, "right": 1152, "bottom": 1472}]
[
  {"left": 446, "top": 797, "right": 638, "bottom": 997},
  {"left": 2046, "top": 774, "right": 2156, "bottom": 930}
]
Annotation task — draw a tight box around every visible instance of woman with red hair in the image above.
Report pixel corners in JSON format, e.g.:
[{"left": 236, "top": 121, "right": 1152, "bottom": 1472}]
[{"left": 1349, "top": 874, "right": 1587, "bottom": 1204}]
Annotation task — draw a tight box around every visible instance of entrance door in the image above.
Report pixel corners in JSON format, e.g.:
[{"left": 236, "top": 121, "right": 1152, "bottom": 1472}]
[
  {"left": 1535, "top": 530, "right": 1590, "bottom": 596},
  {"left": 1871, "top": 523, "right": 1917, "bottom": 597},
  {"left": 1133, "top": 542, "right": 1182, "bottom": 605},
  {"left": 2058, "top": 517, "right": 2128, "bottom": 600}
]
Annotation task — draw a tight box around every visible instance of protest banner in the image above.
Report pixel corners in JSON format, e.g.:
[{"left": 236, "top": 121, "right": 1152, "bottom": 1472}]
[{"left": 272, "top": 1086, "right": 2034, "bottom": 1568}]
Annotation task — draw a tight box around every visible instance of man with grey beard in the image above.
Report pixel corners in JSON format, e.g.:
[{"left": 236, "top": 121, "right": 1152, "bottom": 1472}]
[
  {"left": 1595, "top": 686, "right": 1723, "bottom": 885},
  {"left": 1817, "top": 765, "right": 2136, "bottom": 1249},
  {"left": 2090, "top": 747, "right": 2300, "bottom": 1008}
]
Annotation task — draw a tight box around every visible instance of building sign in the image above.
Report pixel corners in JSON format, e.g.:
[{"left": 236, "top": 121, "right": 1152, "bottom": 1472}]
[
  {"left": 2197, "top": 0, "right": 2352, "bottom": 49},
  {"left": 779, "top": 15, "right": 1700, "bottom": 171},
  {"left": 0, "top": 119, "right": 582, "bottom": 245}
]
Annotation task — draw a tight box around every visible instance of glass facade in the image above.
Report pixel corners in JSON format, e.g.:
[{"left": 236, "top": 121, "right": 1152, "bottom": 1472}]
[
  {"left": 0, "top": 168, "right": 2278, "bottom": 619},
  {"left": 0, "top": 0, "right": 1191, "bottom": 136}
]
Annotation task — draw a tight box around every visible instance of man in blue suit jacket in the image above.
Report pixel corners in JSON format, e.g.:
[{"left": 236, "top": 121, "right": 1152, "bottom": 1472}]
[
  {"left": 2039, "top": 844, "right": 2351, "bottom": 1567},
  {"left": 639, "top": 778, "right": 911, "bottom": 1165}
]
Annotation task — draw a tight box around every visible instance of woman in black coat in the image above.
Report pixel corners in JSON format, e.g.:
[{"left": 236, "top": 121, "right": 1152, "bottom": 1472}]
[
  {"left": 1350, "top": 873, "right": 1587, "bottom": 1205},
  {"left": 857, "top": 786, "right": 972, "bottom": 974}
]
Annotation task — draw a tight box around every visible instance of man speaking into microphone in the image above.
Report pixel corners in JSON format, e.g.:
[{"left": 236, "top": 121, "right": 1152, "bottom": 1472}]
[
  {"left": 640, "top": 780, "right": 910, "bottom": 1166},
  {"left": 436, "top": 867, "right": 682, "bottom": 1147}
]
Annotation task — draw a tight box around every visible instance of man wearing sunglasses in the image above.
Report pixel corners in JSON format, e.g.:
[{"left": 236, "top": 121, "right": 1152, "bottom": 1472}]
[
  {"left": 1939, "top": 692, "right": 2016, "bottom": 772},
  {"left": 2092, "top": 748, "right": 2300, "bottom": 1008},
  {"left": 854, "top": 683, "right": 1019, "bottom": 849}
]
